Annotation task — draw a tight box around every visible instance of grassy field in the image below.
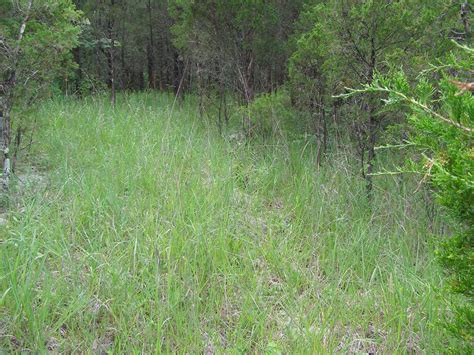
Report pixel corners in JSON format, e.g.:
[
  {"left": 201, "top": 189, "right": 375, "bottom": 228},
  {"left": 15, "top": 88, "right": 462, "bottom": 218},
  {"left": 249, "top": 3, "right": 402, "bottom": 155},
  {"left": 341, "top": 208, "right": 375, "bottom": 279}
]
[{"left": 0, "top": 93, "right": 460, "bottom": 352}]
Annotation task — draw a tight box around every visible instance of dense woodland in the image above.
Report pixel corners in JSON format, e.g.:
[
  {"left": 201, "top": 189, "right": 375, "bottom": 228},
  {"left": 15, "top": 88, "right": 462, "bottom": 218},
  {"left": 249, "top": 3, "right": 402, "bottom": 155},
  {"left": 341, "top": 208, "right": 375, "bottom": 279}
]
[
  {"left": 0, "top": 0, "right": 473, "bottom": 352},
  {"left": 31, "top": 0, "right": 473, "bottom": 194}
]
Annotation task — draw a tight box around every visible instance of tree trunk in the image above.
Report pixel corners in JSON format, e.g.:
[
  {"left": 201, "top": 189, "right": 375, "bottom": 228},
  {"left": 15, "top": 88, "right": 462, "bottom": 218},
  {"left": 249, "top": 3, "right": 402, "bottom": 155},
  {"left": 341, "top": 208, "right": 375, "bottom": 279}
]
[
  {"left": 366, "top": 103, "right": 377, "bottom": 199},
  {"left": 461, "top": 1, "right": 471, "bottom": 38},
  {"left": 120, "top": 10, "right": 126, "bottom": 90},
  {"left": 108, "top": 0, "right": 116, "bottom": 106},
  {"left": 72, "top": 47, "right": 83, "bottom": 96},
  {"left": 0, "top": 108, "right": 11, "bottom": 190},
  {"left": 317, "top": 96, "right": 323, "bottom": 167},
  {"left": 332, "top": 99, "right": 341, "bottom": 145},
  {"left": 108, "top": 44, "right": 116, "bottom": 106},
  {"left": 173, "top": 53, "right": 184, "bottom": 99},
  {"left": 365, "top": 35, "right": 377, "bottom": 199},
  {"left": 322, "top": 105, "right": 327, "bottom": 157},
  {"left": 319, "top": 91, "right": 327, "bottom": 159},
  {"left": 223, "top": 86, "right": 229, "bottom": 125},
  {"left": 147, "top": 0, "right": 156, "bottom": 89}
]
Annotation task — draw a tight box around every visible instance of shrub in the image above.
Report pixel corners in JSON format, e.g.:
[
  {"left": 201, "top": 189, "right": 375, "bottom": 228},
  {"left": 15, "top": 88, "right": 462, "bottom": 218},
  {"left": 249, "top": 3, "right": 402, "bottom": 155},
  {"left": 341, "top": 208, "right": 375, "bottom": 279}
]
[
  {"left": 240, "top": 91, "right": 296, "bottom": 139},
  {"left": 354, "top": 43, "right": 473, "bottom": 346}
]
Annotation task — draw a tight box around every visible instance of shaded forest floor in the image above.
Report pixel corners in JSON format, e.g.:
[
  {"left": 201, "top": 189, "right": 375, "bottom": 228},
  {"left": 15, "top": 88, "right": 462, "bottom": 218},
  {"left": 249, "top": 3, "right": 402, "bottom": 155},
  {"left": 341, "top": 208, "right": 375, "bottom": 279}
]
[{"left": 0, "top": 93, "right": 462, "bottom": 352}]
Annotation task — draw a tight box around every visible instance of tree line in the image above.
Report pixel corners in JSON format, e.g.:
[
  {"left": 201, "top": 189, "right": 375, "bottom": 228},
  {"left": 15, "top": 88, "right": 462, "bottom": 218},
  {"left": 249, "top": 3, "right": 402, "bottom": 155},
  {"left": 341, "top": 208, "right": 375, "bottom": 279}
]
[{"left": 71, "top": 0, "right": 470, "bottom": 196}]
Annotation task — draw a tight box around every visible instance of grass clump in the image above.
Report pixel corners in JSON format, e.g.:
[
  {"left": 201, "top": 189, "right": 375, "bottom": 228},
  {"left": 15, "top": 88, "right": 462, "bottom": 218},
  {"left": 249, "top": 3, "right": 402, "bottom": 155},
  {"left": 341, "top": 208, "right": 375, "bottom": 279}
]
[{"left": 0, "top": 92, "right": 461, "bottom": 352}]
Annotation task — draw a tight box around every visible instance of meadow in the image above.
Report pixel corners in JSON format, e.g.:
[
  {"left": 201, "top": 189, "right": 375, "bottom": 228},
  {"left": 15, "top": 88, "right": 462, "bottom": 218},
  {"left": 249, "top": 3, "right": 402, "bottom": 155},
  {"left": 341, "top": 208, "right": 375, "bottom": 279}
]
[{"left": 0, "top": 93, "right": 459, "bottom": 352}]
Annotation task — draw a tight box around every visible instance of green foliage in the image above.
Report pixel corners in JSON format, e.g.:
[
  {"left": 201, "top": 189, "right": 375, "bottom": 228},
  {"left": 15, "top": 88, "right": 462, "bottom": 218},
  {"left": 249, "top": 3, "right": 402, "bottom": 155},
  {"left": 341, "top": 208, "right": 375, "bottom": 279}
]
[
  {"left": 288, "top": 0, "right": 452, "bottom": 95},
  {"left": 0, "top": 0, "right": 82, "bottom": 104},
  {"left": 288, "top": 4, "right": 334, "bottom": 108},
  {"left": 241, "top": 91, "right": 296, "bottom": 139},
  {"left": 286, "top": 0, "right": 459, "bottom": 180},
  {"left": 356, "top": 43, "right": 473, "bottom": 345}
]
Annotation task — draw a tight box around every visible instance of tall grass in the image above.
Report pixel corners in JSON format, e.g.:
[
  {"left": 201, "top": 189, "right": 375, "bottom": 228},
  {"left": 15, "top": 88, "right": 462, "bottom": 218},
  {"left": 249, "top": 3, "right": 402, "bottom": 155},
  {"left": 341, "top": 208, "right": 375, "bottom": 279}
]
[{"left": 0, "top": 92, "right": 459, "bottom": 352}]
